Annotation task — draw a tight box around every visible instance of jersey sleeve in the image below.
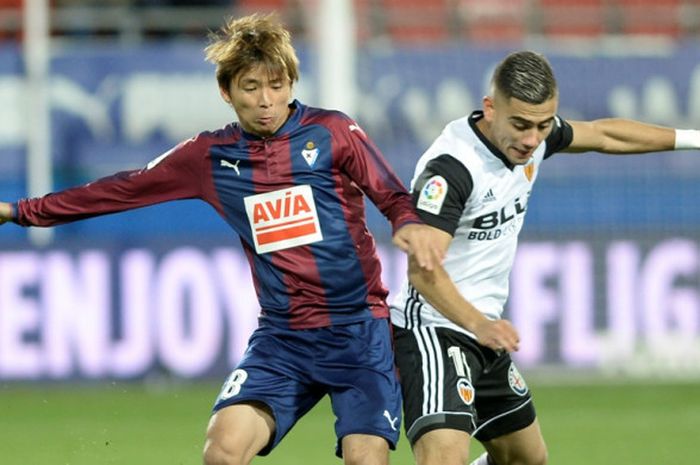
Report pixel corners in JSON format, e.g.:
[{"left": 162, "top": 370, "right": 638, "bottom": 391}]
[
  {"left": 412, "top": 154, "right": 473, "bottom": 236},
  {"left": 543, "top": 115, "right": 574, "bottom": 159},
  {"left": 336, "top": 115, "right": 422, "bottom": 232},
  {"left": 14, "top": 135, "right": 209, "bottom": 227}
]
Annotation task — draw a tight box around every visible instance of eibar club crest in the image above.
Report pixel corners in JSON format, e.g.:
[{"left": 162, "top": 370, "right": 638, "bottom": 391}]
[{"left": 301, "top": 140, "right": 319, "bottom": 167}]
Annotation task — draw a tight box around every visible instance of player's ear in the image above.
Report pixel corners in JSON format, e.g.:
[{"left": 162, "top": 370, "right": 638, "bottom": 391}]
[
  {"left": 483, "top": 95, "right": 495, "bottom": 121},
  {"left": 219, "top": 86, "right": 232, "bottom": 105}
]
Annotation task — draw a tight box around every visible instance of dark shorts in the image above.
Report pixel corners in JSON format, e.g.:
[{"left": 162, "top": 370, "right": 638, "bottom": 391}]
[
  {"left": 212, "top": 318, "right": 402, "bottom": 457},
  {"left": 393, "top": 324, "right": 536, "bottom": 445}
]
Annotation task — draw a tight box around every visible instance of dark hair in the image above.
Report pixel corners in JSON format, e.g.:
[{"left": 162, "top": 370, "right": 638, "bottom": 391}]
[
  {"left": 205, "top": 13, "right": 299, "bottom": 90},
  {"left": 491, "top": 51, "right": 557, "bottom": 104}
]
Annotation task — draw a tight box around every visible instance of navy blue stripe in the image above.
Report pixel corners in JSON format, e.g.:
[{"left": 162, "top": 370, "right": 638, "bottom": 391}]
[
  {"left": 288, "top": 125, "right": 371, "bottom": 323},
  {"left": 209, "top": 141, "right": 290, "bottom": 313}
]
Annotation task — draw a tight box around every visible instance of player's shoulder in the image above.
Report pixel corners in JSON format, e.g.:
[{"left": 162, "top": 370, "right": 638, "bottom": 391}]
[
  {"left": 298, "top": 102, "right": 362, "bottom": 132},
  {"left": 157, "top": 125, "right": 242, "bottom": 162},
  {"left": 420, "top": 115, "right": 482, "bottom": 168},
  {"left": 297, "top": 101, "right": 346, "bottom": 123},
  {"left": 205, "top": 123, "right": 245, "bottom": 144}
]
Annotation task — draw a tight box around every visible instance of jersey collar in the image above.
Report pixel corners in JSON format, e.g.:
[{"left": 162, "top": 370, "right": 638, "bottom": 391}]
[{"left": 468, "top": 111, "right": 515, "bottom": 171}]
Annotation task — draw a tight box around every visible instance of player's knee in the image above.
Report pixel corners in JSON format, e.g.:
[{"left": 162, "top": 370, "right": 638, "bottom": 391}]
[
  {"left": 505, "top": 447, "right": 548, "bottom": 465},
  {"left": 413, "top": 430, "right": 470, "bottom": 465},
  {"left": 527, "top": 448, "right": 548, "bottom": 465},
  {"left": 202, "top": 438, "right": 249, "bottom": 465},
  {"left": 524, "top": 442, "right": 548, "bottom": 465},
  {"left": 342, "top": 434, "right": 390, "bottom": 465},
  {"left": 415, "top": 448, "right": 469, "bottom": 465}
]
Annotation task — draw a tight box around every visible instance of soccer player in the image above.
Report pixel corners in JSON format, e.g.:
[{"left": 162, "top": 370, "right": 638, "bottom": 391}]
[
  {"left": 0, "top": 14, "right": 441, "bottom": 465},
  {"left": 390, "top": 50, "right": 700, "bottom": 465}
]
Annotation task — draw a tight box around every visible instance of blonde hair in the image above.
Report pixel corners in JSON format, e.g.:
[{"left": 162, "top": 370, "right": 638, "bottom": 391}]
[{"left": 205, "top": 13, "right": 300, "bottom": 90}]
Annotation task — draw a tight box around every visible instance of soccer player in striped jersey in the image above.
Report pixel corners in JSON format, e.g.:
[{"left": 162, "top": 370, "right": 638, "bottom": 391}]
[
  {"left": 0, "top": 13, "right": 441, "bottom": 465},
  {"left": 390, "top": 50, "right": 700, "bottom": 465}
]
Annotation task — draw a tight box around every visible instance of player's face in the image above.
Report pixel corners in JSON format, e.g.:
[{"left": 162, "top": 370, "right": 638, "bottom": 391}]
[
  {"left": 222, "top": 64, "right": 293, "bottom": 137},
  {"left": 482, "top": 92, "right": 558, "bottom": 165}
]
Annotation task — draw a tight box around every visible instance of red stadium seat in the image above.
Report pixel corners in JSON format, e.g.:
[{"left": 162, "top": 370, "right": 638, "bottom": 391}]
[
  {"left": 237, "top": 0, "right": 287, "bottom": 12},
  {"left": 0, "top": 0, "right": 23, "bottom": 41},
  {"left": 614, "top": 0, "right": 681, "bottom": 37},
  {"left": 381, "top": 0, "right": 450, "bottom": 43},
  {"left": 235, "top": 0, "right": 307, "bottom": 38},
  {"left": 353, "top": 0, "right": 384, "bottom": 42},
  {"left": 538, "top": 0, "right": 606, "bottom": 37},
  {"left": 458, "top": 0, "right": 526, "bottom": 43}
]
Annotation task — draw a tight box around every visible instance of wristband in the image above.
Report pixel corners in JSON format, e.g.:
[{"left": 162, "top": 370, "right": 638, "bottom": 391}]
[{"left": 674, "top": 129, "right": 700, "bottom": 150}]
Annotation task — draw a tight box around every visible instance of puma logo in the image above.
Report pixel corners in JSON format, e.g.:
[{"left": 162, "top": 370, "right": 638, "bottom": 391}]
[
  {"left": 220, "top": 159, "right": 241, "bottom": 175},
  {"left": 348, "top": 124, "right": 366, "bottom": 137},
  {"left": 383, "top": 410, "right": 398, "bottom": 431}
]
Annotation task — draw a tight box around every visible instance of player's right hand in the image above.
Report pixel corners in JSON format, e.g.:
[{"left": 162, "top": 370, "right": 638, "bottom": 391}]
[
  {"left": 473, "top": 318, "right": 520, "bottom": 353},
  {"left": 0, "top": 202, "right": 13, "bottom": 225},
  {"left": 392, "top": 223, "right": 444, "bottom": 271}
]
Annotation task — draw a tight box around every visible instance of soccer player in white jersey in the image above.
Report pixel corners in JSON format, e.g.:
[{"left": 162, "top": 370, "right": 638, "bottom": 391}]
[{"left": 390, "top": 50, "right": 700, "bottom": 465}]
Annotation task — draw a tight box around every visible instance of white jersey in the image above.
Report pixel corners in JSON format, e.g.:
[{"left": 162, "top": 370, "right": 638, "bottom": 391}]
[{"left": 391, "top": 111, "right": 573, "bottom": 338}]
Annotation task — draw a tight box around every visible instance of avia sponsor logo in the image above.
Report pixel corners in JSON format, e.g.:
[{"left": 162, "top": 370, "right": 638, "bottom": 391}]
[
  {"left": 244, "top": 185, "right": 323, "bottom": 254},
  {"left": 456, "top": 378, "right": 475, "bottom": 405},
  {"left": 467, "top": 196, "right": 527, "bottom": 241},
  {"left": 508, "top": 363, "right": 528, "bottom": 396}
]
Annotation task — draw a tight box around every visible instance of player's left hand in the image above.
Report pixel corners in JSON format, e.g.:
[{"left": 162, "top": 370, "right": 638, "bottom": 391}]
[
  {"left": 473, "top": 318, "right": 520, "bottom": 353},
  {"left": 392, "top": 223, "right": 443, "bottom": 271}
]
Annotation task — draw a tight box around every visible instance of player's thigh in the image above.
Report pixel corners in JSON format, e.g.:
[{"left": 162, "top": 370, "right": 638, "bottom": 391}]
[
  {"left": 482, "top": 418, "right": 547, "bottom": 465},
  {"left": 393, "top": 325, "right": 481, "bottom": 445},
  {"left": 412, "top": 428, "right": 470, "bottom": 465},
  {"left": 204, "top": 402, "right": 275, "bottom": 464},
  {"left": 325, "top": 319, "right": 402, "bottom": 454},
  {"left": 211, "top": 326, "right": 325, "bottom": 455}
]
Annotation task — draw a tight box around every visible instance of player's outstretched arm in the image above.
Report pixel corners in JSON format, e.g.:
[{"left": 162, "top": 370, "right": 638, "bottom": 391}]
[
  {"left": 0, "top": 202, "right": 12, "bottom": 225},
  {"left": 566, "top": 119, "right": 700, "bottom": 154},
  {"left": 406, "top": 227, "right": 520, "bottom": 353},
  {"left": 392, "top": 223, "right": 444, "bottom": 272}
]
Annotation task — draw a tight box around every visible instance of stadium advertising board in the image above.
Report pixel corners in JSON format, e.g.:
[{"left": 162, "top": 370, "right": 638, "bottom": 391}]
[
  {"left": 1, "top": 235, "right": 699, "bottom": 380},
  {"left": 2, "top": 45, "right": 700, "bottom": 232}
]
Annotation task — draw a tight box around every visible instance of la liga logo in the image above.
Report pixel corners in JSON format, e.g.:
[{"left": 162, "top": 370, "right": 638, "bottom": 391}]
[{"left": 422, "top": 178, "right": 445, "bottom": 200}]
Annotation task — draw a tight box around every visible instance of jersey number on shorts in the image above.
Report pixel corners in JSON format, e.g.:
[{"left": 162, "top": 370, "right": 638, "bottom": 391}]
[
  {"left": 220, "top": 369, "right": 248, "bottom": 400},
  {"left": 447, "top": 346, "right": 471, "bottom": 380}
]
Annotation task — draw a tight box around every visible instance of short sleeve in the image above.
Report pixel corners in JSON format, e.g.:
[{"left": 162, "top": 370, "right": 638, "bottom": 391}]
[
  {"left": 412, "top": 154, "right": 473, "bottom": 236},
  {"left": 544, "top": 115, "right": 574, "bottom": 159}
]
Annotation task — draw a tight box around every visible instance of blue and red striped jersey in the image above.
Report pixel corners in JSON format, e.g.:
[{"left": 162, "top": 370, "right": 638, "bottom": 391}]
[{"left": 14, "top": 100, "right": 421, "bottom": 329}]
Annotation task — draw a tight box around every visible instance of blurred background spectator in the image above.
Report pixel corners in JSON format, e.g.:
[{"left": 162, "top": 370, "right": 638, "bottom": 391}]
[{"left": 3, "top": 1, "right": 699, "bottom": 43}]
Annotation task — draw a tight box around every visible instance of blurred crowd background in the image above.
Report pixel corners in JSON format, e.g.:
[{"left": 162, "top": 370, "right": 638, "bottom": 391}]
[
  {"left": 1, "top": 1, "right": 700, "bottom": 381},
  {"left": 3, "top": 1, "right": 700, "bottom": 42},
  {"left": 3, "top": 0, "right": 700, "bottom": 240}
]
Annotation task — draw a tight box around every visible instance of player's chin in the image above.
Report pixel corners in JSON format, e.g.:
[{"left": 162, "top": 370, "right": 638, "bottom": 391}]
[
  {"left": 510, "top": 156, "right": 531, "bottom": 166},
  {"left": 508, "top": 151, "right": 532, "bottom": 165}
]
